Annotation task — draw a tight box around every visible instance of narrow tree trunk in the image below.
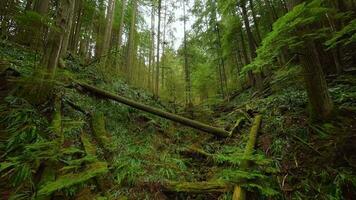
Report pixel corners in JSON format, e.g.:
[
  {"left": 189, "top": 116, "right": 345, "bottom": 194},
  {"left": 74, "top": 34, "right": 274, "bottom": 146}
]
[
  {"left": 41, "top": 0, "right": 71, "bottom": 79},
  {"left": 289, "top": 0, "right": 334, "bottom": 120},
  {"left": 31, "top": 0, "right": 50, "bottom": 50},
  {"left": 155, "top": 0, "right": 162, "bottom": 97},
  {"left": 69, "top": 0, "right": 83, "bottom": 54},
  {"left": 115, "top": 0, "right": 127, "bottom": 73},
  {"left": 240, "top": 4, "right": 257, "bottom": 58},
  {"left": 126, "top": 0, "right": 137, "bottom": 82},
  {"left": 161, "top": 0, "right": 168, "bottom": 88},
  {"left": 148, "top": 4, "right": 155, "bottom": 92},
  {"left": 101, "top": 0, "right": 116, "bottom": 67},
  {"left": 239, "top": 29, "right": 250, "bottom": 65},
  {"left": 95, "top": 0, "right": 105, "bottom": 58},
  {"left": 183, "top": 0, "right": 192, "bottom": 106},
  {"left": 248, "top": 0, "right": 262, "bottom": 43},
  {"left": 60, "top": 0, "right": 76, "bottom": 59},
  {"left": 300, "top": 40, "right": 334, "bottom": 120}
]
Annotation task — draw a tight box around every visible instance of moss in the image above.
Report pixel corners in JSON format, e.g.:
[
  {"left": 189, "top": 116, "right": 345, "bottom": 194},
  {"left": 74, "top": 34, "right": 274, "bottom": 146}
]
[
  {"left": 164, "top": 181, "right": 233, "bottom": 193},
  {"left": 80, "top": 132, "right": 97, "bottom": 156},
  {"left": 37, "top": 162, "right": 108, "bottom": 196},
  {"left": 91, "top": 112, "right": 114, "bottom": 152}
]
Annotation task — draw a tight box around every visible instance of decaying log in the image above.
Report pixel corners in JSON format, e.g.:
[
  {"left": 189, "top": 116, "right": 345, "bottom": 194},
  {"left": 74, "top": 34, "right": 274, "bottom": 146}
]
[
  {"left": 73, "top": 81, "right": 231, "bottom": 138},
  {"left": 162, "top": 181, "right": 234, "bottom": 193},
  {"left": 233, "top": 115, "right": 262, "bottom": 200}
]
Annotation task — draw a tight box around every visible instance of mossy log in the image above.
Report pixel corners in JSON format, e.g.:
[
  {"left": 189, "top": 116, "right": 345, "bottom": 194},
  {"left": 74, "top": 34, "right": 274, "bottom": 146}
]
[
  {"left": 73, "top": 81, "right": 231, "bottom": 138},
  {"left": 37, "top": 162, "right": 108, "bottom": 196},
  {"left": 233, "top": 115, "right": 262, "bottom": 200},
  {"left": 91, "top": 112, "right": 114, "bottom": 153},
  {"left": 162, "top": 181, "right": 234, "bottom": 193}
]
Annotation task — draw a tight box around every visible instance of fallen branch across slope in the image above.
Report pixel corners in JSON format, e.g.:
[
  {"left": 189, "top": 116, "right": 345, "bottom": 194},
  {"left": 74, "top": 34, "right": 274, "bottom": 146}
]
[{"left": 72, "top": 81, "right": 231, "bottom": 138}]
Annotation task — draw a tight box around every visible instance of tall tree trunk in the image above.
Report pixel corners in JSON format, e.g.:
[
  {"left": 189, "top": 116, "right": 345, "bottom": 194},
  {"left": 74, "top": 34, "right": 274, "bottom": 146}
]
[
  {"left": 69, "top": 0, "right": 83, "bottom": 54},
  {"left": 248, "top": 0, "right": 262, "bottom": 43},
  {"left": 60, "top": 0, "right": 76, "bottom": 59},
  {"left": 155, "top": 0, "right": 162, "bottom": 97},
  {"left": 95, "top": 0, "right": 105, "bottom": 58},
  {"left": 31, "top": 0, "right": 50, "bottom": 50},
  {"left": 148, "top": 4, "right": 155, "bottom": 93},
  {"left": 101, "top": 0, "right": 116, "bottom": 67},
  {"left": 239, "top": 28, "right": 250, "bottom": 65},
  {"left": 126, "top": 0, "right": 138, "bottom": 83},
  {"left": 240, "top": 3, "right": 257, "bottom": 58},
  {"left": 240, "top": 2, "right": 258, "bottom": 87},
  {"left": 161, "top": 0, "right": 168, "bottom": 89},
  {"left": 115, "top": 0, "right": 127, "bottom": 72},
  {"left": 183, "top": 0, "right": 192, "bottom": 106},
  {"left": 300, "top": 40, "right": 334, "bottom": 120},
  {"left": 41, "top": 0, "right": 72, "bottom": 79},
  {"left": 290, "top": 0, "right": 334, "bottom": 120}
]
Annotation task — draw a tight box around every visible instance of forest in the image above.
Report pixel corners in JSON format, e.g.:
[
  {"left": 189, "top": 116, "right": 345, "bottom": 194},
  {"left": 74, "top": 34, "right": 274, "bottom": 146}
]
[{"left": 0, "top": 0, "right": 356, "bottom": 199}]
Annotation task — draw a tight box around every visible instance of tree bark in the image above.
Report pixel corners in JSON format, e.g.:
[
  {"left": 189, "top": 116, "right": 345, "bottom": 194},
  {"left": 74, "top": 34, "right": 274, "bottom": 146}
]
[
  {"left": 248, "top": 0, "right": 262, "bottom": 43},
  {"left": 41, "top": 0, "right": 71, "bottom": 79},
  {"left": 115, "top": 0, "right": 127, "bottom": 72},
  {"left": 69, "top": 0, "right": 83, "bottom": 54},
  {"left": 288, "top": 0, "right": 334, "bottom": 120},
  {"left": 155, "top": 0, "right": 162, "bottom": 97},
  {"left": 126, "top": 0, "right": 137, "bottom": 82},
  {"left": 95, "top": 0, "right": 105, "bottom": 58},
  {"left": 31, "top": 0, "right": 50, "bottom": 50},
  {"left": 300, "top": 40, "right": 334, "bottom": 120},
  {"left": 101, "top": 0, "right": 116, "bottom": 66},
  {"left": 73, "top": 81, "right": 231, "bottom": 137},
  {"left": 148, "top": 4, "right": 155, "bottom": 92},
  {"left": 60, "top": 0, "right": 76, "bottom": 59},
  {"left": 183, "top": 0, "right": 192, "bottom": 106}
]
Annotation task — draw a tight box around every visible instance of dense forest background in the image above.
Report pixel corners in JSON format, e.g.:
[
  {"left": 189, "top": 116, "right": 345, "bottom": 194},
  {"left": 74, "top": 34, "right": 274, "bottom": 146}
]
[{"left": 0, "top": 0, "right": 355, "bottom": 199}]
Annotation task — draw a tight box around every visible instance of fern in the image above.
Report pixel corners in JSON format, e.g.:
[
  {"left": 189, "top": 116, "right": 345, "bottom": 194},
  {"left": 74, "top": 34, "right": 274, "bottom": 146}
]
[{"left": 326, "top": 19, "right": 356, "bottom": 48}]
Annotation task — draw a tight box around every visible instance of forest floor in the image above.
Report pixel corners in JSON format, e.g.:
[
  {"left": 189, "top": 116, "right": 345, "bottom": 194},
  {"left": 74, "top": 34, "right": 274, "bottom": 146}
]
[{"left": 0, "top": 40, "right": 356, "bottom": 199}]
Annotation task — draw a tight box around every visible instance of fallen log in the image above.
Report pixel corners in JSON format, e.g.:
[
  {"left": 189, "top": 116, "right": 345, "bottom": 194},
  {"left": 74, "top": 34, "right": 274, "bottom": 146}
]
[
  {"left": 233, "top": 115, "right": 262, "bottom": 200},
  {"left": 73, "top": 81, "right": 231, "bottom": 138},
  {"left": 162, "top": 181, "right": 234, "bottom": 193}
]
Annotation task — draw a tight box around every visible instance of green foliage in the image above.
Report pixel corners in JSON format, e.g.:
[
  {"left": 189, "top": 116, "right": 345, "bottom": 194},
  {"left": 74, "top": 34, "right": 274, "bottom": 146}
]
[
  {"left": 326, "top": 19, "right": 356, "bottom": 48},
  {"left": 15, "top": 11, "right": 51, "bottom": 29},
  {"left": 243, "top": 0, "right": 330, "bottom": 74}
]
